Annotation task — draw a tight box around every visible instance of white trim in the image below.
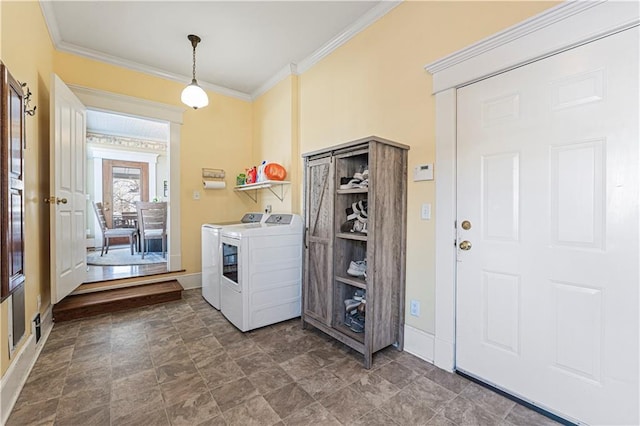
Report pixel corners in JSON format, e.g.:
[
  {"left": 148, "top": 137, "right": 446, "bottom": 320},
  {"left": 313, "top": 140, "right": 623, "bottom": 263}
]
[
  {"left": 0, "top": 306, "right": 53, "bottom": 425},
  {"left": 427, "top": 0, "right": 639, "bottom": 372},
  {"left": 433, "top": 89, "right": 457, "bottom": 373},
  {"left": 403, "top": 325, "right": 435, "bottom": 363},
  {"left": 425, "top": 1, "right": 639, "bottom": 94},
  {"left": 177, "top": 273, "right": 202, "bottom": 291},
  {"left": 53, "top": 39, "right": 252, "bottom": 101},
  {"left": 39, "top": 1, "right": 62, "bottom": 47},
  {"left": 69, "top": 85, "right": 183, "bottom": 273},
  {"left": 251, "top": 63, "right": 298, "bottom": 100},
  {"left": 296, "top": 1, "right": 401, "bottom": 75},
  {"left": 69, "top": 85, "right": 184, "bottom": 124}
]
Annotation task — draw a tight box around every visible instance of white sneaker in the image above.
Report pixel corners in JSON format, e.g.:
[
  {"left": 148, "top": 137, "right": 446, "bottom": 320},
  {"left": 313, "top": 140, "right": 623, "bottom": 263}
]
[{"left": 347, "top": 260, "right": 367, "bottom": 277}]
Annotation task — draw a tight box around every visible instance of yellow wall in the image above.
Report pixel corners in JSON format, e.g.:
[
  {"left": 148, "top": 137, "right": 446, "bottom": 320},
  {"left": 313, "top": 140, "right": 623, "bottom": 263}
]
[
  {"left": 53, "top": 51, "right": 254, "bottom": 275},
  {"left": 0, "top": 0, "right": 54, "bottom": 376},
  {"left": 0, "top": 0, "right": 556, "bottom": 381},
  {"left": 298, "top": 1, "right": 556, "bottom": 334},
  {"left": 251, "top": 75, "right": 300, "bottom": 214}
]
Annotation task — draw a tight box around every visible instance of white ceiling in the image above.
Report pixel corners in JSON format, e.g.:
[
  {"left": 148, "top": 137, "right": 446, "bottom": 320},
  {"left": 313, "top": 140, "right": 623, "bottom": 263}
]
[
  {"left": 41, "top": 1, "right": 399, "bottom": 100},
  {"left": 87, "top": 110, "right": 170, "bottom": 142}
]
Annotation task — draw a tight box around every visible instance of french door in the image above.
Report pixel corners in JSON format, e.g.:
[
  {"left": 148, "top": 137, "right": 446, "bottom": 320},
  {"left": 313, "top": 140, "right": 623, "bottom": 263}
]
[{"left": 102, "top": 159, "right": 148, "bottom": 232}]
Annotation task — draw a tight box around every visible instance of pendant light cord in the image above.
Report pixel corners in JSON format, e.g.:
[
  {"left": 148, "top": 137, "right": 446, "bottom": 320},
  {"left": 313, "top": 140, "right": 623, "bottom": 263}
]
[{"left": 192, "top": 44, "right": 197, "bottom": 81}]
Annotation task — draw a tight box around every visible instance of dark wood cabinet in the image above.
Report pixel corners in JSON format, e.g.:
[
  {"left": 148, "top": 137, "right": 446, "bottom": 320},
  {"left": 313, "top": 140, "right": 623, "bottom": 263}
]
[
  {"left": 1, "top": 62, "right": 26, "bottom": 301},
  {"left": 302, "top": 136, "right": 409, "bottom": 368}
]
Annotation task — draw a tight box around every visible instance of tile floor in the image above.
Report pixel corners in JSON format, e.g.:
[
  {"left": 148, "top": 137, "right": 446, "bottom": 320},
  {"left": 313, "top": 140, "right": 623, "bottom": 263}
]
[{"left": 8, "top": 289, "right": 559, "bottom": 426}]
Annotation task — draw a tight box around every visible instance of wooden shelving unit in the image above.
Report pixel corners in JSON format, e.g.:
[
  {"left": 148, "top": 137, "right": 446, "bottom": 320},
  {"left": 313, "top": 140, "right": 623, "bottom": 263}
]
[{"left": 301, "top": 136, "right": 409, "bottom": 368}]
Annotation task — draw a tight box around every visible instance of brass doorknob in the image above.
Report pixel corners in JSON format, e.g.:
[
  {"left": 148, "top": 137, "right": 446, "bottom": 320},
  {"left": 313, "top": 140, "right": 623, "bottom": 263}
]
[
  {"left": 459, "top": 240, "right": 472, "bottom": 251},
  {"left": 44, "top": 196, "right": 56, "bottom": 204},
  {"left": 56, "top": 198, "right": 68, "bottom": 205}
]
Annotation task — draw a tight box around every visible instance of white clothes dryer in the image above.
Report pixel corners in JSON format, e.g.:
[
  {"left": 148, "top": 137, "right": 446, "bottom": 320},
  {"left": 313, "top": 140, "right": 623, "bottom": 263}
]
[
  {"left": 219, "top": 214, "right": 303, "bottom": 331},
  {"left": 201, "top": 213, "right": 265, "bottom": 309}
]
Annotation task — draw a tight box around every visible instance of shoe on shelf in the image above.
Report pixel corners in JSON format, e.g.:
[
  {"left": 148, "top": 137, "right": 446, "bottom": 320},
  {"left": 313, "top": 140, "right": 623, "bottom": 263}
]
[
  {"left": 340, "top": 175, "right": 366, "bottom": 189},
  {"left": 347, "top": 260, "right": 367, "bottom": 277},
  {"left": 345, "top": 207, "right": 358, "bottom": 221},
  {"left": 353, "top": 169, "right": 369, "bottom": 181},
  {"left": 352, "top": 220, "right": 367, "bottom": 233},
  {"left": 353, "top": 289, "right": 366, "bottom": 301},
  {"left": 341, "top": 219, "right": 355, "bottom": 232},
  {"left": 344, "top": 298, "right": 361, "bottom": 314},
  {"left": 356, "top": 179, "right": 369, "bottom": 188}
]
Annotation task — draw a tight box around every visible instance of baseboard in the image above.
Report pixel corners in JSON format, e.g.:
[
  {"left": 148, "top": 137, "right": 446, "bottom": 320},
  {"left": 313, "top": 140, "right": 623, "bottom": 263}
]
[
  {"left": 403, "top": 324, "right": 435, "bottom": 363},
  {"left": 177, "top": 273, "right": 202, "bottom": 290},
  {"left": 434, "top": 336, "right": 455, "bottom": 372},
  {"left": 0, "top": 305, "right": 53, "bottom": 425}
]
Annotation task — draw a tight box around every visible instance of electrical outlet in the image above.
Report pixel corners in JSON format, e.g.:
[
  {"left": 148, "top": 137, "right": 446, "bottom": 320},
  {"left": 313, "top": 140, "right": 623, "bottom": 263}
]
[
  {"left": 193, "top": 190, "right": 200, "bottom": 200},
  {"left": 265, "top": 204, "right": 272, "bottom": 214},
  {"left": 410, "top": 300, "right": 420, "bottom": 317}
]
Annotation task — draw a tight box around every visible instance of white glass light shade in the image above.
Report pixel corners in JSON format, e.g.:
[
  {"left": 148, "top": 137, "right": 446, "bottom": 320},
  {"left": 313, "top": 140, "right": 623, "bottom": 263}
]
[{"left": 181, "top": 80, "right": 209, "bottom": 109}]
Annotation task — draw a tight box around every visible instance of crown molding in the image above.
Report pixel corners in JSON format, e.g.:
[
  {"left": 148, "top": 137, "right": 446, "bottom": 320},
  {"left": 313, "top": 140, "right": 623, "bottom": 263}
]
[
  {"left": 425, "top": 1, "right": 602, "bottom": 75},
  {"left": 56, "top": 41, "right": 252, "bottom": 102},
  {"left": 297, "top": 1, "right": 401, "bottom": 74},
  {"left": 40, "top": 0, "right": 399, "bottom": 103},
  {"left": 39, "top": 1, "right": 62, "bottom": 47},
  {"left": 251, "top": 63, "right": 298, "bottom": 100}
]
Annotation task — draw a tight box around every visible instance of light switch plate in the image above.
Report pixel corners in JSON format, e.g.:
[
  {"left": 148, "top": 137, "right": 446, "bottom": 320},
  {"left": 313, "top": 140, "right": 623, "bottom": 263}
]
[{"left": 421, "top": 203, "right": 431, "bottom": 220}]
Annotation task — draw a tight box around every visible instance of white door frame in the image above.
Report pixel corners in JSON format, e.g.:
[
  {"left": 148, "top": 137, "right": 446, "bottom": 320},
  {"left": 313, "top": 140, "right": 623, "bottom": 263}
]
[
  {"left": 69, "top": 85, "right": 185, "bottom": 272},
  {"left": 425, "top": 0, "right": 639, "bottom": 371}
]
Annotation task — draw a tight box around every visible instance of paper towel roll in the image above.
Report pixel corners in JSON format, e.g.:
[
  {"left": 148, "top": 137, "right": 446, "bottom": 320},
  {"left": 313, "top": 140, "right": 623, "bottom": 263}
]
[{"left": 203, "top": 180, "right": 226, "bottom": 189}]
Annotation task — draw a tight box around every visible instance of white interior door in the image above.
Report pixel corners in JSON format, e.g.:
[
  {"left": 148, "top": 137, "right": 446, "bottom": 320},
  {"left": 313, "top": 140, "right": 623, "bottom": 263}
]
[
  {"left": 456, "top": 27, "right": 638, "bottom": 425},
  {"left": 50, "top": 75, "right": 87, "bottom": 303}
]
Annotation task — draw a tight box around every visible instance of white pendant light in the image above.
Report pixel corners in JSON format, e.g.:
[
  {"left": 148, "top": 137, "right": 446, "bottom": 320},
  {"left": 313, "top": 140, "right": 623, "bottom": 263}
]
[{"left": 181, "top": 34, "right": 209, "bottom": 109}]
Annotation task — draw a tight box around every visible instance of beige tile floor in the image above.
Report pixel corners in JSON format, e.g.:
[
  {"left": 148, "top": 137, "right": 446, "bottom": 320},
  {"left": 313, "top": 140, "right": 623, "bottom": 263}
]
[{"left": 8, "top": 289, "right": 560, "bottom": 426}]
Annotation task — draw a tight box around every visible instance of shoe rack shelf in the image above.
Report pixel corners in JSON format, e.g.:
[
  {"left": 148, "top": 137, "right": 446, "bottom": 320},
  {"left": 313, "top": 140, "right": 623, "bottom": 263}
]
[
  {"left": 336, "top": 232, "right": 367, "bottom": 242},
  {"left": 302, "top": 136, "right": 409, "bottom": 369}
]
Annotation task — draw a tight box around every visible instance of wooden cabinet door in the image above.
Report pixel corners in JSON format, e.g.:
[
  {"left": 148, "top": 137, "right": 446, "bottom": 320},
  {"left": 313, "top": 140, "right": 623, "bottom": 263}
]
[
  {"left": 0, "top": 62, "right": 25, "bottom": 301},
  {"left": 303, "top": 156, "right": 334, "bottom": 325}
]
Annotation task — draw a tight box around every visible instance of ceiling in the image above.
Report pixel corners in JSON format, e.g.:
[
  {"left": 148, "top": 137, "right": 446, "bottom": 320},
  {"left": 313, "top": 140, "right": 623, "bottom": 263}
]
[
  {"left": 41, "top": 1, "right": 399, "bottom": 100},
  {"left": 87, "top": 110, "right": 170, "bottom": 142}
]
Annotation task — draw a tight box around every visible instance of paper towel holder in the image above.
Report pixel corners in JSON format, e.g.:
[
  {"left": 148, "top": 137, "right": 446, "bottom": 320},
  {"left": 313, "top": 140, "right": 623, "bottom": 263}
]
[{"left": 203, "top": 168, "right": 226, "bottom": 190}]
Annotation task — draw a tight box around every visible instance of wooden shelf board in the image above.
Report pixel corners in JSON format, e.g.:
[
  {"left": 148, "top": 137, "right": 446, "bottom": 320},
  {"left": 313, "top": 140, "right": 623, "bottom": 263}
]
[
  {"left": 335, "top": 276, "right": 367, "bottom": 289},
  {"left": 337, "top": 188, "right": 368, "bottom": 195},
  {"left": 336, "top": 232, "right": 368, "bottom": 242}
]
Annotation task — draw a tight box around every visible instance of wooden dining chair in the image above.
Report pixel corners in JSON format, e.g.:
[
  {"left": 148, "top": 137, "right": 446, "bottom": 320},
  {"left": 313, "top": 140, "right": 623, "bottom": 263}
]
[
  {"left": 92, "top": 201, "right": 137, "bottom": 256},
  {"left": 136, "top": 201, "right": 167, "bottom": 259}
]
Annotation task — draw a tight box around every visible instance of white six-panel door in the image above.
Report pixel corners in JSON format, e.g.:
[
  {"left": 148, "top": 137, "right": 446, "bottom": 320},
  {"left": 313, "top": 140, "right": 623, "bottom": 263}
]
[
  {"left": 456, "top": 27, "right": 638, "bottom": 425},
  {"left": 50, "top": 75, "right": 87, "bottom": 304}
]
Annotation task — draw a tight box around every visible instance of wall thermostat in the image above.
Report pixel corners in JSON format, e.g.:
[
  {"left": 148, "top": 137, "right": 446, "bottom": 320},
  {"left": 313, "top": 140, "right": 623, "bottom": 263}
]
[{"left": 414, "top": 163, "right": 434, "bottom": 181}]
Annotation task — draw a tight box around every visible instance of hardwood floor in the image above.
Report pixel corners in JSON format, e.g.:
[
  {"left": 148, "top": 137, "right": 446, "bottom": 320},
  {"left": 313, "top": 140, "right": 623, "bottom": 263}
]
[
  {"left": 85, "top": 263, "right": 169, "bottom": 283},
  {"left": 84, "top": 245, "right": 168, "bottom": 283}
]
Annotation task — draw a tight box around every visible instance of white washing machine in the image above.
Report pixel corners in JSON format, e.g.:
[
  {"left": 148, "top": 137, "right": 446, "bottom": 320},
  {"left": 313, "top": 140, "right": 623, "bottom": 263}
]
[
  {"left": 219, "top": 214, "right": 303, "bottom": 331},
  {"left": 201, "top": 213, "right": 265, "bottom": 309}
]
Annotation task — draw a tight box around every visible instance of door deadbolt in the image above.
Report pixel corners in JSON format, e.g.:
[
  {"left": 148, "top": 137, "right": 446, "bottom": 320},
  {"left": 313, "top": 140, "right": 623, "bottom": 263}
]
[
  {"left": 461, "top": 220, "right": 472, "bottom": 230},
  {"left": 459, "top": 240, "right": 472, "bottom": 251}
]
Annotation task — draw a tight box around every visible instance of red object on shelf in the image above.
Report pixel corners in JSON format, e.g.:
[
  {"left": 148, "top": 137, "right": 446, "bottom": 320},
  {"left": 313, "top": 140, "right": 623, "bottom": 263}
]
[
  {"left": 246, "top": 166, "right": 257, "bottom": 184},
  {"left": 264, "top": 163, "right": 287, "bottom": 181}
]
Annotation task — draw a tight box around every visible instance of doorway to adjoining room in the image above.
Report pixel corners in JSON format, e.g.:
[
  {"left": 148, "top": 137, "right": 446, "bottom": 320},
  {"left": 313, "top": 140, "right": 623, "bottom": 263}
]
[{"left": 84, "top": 109, "right": 170, "bottom": 283}]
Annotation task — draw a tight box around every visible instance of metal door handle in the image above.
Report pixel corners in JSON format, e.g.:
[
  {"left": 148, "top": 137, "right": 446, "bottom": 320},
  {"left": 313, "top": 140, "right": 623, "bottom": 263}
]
[
  {"left": 44, "top": 196, "right": 56, "bottom": 204},
  {"left": 459, "top": 240, "right": 472, "bottom": 251},
  {"left": 56, "top": 198, "right": 68, "bottom": 205}
]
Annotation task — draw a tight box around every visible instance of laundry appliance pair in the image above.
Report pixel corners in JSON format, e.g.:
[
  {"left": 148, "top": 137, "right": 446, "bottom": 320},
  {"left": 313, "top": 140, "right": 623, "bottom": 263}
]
[{"left": 201, "top": 213, "right": 303, "bottom": 332}]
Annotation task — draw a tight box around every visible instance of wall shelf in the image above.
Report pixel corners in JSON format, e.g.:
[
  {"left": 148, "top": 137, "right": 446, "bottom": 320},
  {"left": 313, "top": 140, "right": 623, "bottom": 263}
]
[{"left": 234, "top": 180, "right": 290, "bottom": 202}]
